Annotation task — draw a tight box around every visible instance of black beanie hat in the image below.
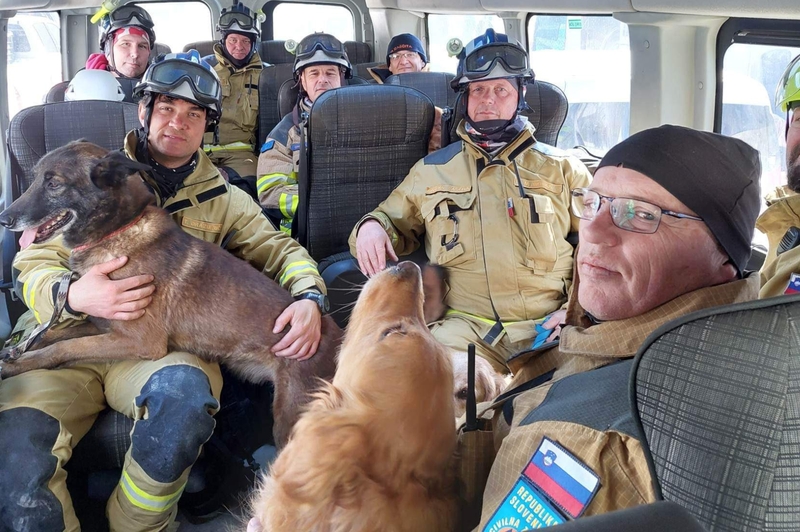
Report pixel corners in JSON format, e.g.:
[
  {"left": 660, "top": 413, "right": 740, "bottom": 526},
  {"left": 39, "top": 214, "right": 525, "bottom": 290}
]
[
  {"left": 386, "top": 33, "right": 427, "bottom": 66},
  {"left": 597, "top": 124, "right": 761, "bottom": 276}
]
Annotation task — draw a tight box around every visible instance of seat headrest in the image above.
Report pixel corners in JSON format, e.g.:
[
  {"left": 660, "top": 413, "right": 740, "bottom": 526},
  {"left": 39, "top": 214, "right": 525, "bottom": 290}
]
[
  {"left": 344, "top": 41, "right": 372, "bottom": 64},
  {"left": 149, "top": 42, "right": 172, "bottom": 61},
  {"left": 260, "top": 40, "right": 295, "bottom": 64},
  {"left": 384, "top": 72, "right": 457, "bottom": 108},
  {"left": 182, "top": 40, "right": 216, "bottom": 57}
]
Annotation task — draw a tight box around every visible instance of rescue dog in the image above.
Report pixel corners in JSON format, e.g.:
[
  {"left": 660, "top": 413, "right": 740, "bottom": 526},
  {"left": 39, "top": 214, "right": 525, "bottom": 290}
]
[
  {"left": 421, "top": 264, "right": 508, "bottom": 418},
  {"left": 0, "top": 141, "right": 341, "bottom": 447},
  {"left": 247, "top": 262, "right": 458, "bottom": 532}
]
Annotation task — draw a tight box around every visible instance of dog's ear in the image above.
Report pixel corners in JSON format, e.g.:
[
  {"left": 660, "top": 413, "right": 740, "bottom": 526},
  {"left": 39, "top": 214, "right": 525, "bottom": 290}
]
[{"left": 90, "top": 151, "right": 151, "bottom": 189}]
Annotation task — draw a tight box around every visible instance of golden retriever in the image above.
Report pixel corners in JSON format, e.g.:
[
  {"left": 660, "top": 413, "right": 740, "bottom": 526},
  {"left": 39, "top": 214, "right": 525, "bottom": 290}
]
[
  {"left": 247, "top": 261, "right": 458, "bottom": 532},
  {"left": 450, "top": 349, "right": 508, "bottom": 419}
]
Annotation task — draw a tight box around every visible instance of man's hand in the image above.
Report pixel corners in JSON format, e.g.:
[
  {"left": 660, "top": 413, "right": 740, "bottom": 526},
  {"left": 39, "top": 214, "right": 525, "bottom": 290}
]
[
  {"left": 541, "top": 309, "right": 567, "bottom": 342},
  {"left": 271, "top": 299, "right": 322, "bottom": 360},
  {"left": 67, "top": 256, "right": 154, "bottom": 320},
  {"left": 356, "top": 220, "right": 398, "bottom": 277}
]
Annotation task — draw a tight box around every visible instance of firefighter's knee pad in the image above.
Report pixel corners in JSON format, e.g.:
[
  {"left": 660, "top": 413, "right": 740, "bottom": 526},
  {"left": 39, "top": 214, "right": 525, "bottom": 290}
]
[
  {"left": 0, "top": 407, "right": 65, "bottom": 531},
  {"left": 131, "top": 365, "right": 219, "bottom": 483}
]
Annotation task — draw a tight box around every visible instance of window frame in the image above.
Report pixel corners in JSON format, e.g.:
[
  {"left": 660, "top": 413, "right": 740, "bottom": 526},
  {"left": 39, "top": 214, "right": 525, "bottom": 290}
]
[
  {"left": 262, "top": 1, "right": 356, "bottom": 42},
  {"left": 714, "top": 18, "right": 800, "bottom": 134}
]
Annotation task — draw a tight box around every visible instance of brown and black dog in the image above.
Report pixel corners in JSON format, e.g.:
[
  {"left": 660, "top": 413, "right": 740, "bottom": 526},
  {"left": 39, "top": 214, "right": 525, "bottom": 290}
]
[
  {"left": 248, "top": 262, "right": 457, "bottom": 532},
  {"left": 0, "top": 141, "right": 340, "bottom": 447}
]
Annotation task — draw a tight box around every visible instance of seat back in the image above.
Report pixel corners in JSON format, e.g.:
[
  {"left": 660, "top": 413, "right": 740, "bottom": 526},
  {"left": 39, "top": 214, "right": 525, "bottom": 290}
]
[
  {"left": 352, "top": 61, "right": 383, "bottom": 82},
  {"left": 183, "top": 40, "right": 216, "bottom": 57},
  {"left": 632, "top": 295, "right": 800, "bottom": 532},
  {"left": 276, "top": 77, "right": 369, "bottom": 120},
  {"left": 259, "top": 40, "right": 294, "bottom": 65},
  {"left": 297, "top": 84, "right": 434, "bottom": 261},
  {"left": 446, "top": 80, "right": 568, "bottom": 146},
  {"left": 344, "top": 41, "right": 372, "bottom": 64},
  {"left": 385, "top": 72, "right": 457, "bottom": 108},
  {"left": 150, "top": 42, "right": 171, "bottom": 59}
]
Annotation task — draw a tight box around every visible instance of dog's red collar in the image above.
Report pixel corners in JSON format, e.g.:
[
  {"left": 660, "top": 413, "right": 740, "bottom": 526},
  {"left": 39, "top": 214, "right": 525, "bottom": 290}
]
[{"left": 72, "top": 211, "right": 147, "bottom": 254}]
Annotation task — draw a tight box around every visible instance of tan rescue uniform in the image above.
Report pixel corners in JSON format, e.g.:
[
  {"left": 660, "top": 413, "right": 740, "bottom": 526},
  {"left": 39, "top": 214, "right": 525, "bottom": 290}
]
[
  {"left": 255, "top": 100, "right": 309, "bottom": 233},
  {"left": 463, "top": 275, "right": 759, "bottom": 530},
  {"left": 203, "top": 44, "right": 263, "bottom": 178},
  {"left": 2, "top": 131, "right": 324, "bottom": 531},
  {"left": 757, "top": 186, "right": 800, "bottom": 298},
  {"left": 348, "top": 122, "right": 592, "bottom": 372}
]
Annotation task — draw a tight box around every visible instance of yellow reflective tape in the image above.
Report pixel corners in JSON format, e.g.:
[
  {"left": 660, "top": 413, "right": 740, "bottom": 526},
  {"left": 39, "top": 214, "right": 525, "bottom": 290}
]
[
  {"left": 119, "top": 471, "right": 185, "bottom": 513},
  {"left": 204, "top": 141, "right": 253, "bottom": 152},
  {"left": 446, "top": 308, "right": 513, "bottom": 328},
  {"left": 279, "top": 261, "right": 318, "bottom": 286},
  {"left": 22, "top": 267, "right": 69, "bottom": 324},
  {"left": 279, "top": 193, "right": 298, "bottom": 218},
  {"left": 257, "top": 173, "right": 289, "bottom": 195}
]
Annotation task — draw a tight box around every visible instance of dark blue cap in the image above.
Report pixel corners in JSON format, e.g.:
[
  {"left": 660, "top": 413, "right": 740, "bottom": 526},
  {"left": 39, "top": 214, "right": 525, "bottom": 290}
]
[{"left": 386, "top": 33, "right": 427, "bottom": 66}]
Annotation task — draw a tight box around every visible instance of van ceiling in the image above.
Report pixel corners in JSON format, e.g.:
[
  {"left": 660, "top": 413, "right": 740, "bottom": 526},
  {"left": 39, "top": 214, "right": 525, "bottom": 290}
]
[{"left": 1, "top": 0, "right": 799, "bottom": 19}]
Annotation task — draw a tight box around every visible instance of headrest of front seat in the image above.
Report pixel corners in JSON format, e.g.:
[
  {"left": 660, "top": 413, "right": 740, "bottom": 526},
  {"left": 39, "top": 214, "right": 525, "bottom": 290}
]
[{"left": 260, "top": 40, "right": 294, "bottom": 64}]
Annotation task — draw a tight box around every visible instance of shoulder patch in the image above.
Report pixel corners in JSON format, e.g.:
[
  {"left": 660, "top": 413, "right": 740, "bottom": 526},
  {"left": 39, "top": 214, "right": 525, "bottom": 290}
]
[
  {"left": 785, "top": 273, "right": 800, "bottom": 295},
  {"left": 261, "top": 139, "right": 275, "bottom": 153},
  {"left": 483, "top": 477, "right": 565, "bottom": 532},
  {"left": 424, "top": 141, "right": 463, "bottom": 166},
  {"left": 532, "top": 142, "right": 569, "bottom": 158}
]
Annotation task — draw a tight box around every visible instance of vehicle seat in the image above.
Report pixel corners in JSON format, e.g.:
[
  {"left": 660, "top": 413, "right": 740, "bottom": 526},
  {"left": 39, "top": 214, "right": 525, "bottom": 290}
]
[
  {"left": 384, "top": 72, "right": 457, "bottom": 108},
  {"left": 632, "top": 294, "right": 800, "bottom": 531},
  {"left": 150, "top": 42, "right": 171, "bottom": 59},
  {"left": 295, "top": 85, "right": 434, "bottom": 326},
  {"left": 257, "top": 40, "right": 298, "bottom": 147},
  {"left": 275, "top": 76, "right": 369, "bottom": 120},
  {"left": 352, "top": 61, "right": 384, "bottom": 83},
  {"left": 344, "top": 41, "right": 372, "bottom": 64},
  {"left": 445, "top": 80, "right": 568, "bottom": 147},
  {"left": 183, "top": 40, "right": 216, "bottom": 57}
]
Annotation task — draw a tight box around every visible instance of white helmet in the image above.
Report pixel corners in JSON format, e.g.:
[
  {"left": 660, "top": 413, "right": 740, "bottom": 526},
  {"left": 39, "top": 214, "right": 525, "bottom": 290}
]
[{"left": 65, "top": 70, "right": 126, "bottom": 102}]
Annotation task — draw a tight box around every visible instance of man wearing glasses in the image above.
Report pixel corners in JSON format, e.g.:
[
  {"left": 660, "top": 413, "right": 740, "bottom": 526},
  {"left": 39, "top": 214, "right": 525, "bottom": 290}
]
[
  {"left": 366, "top": 33, "right": 429, "bottom": 84},
  {"left": 757, "top": 54, "right": 800, "bottom": 298},
  {"left": 467, "top": 125, "right": 761, "bottom": 530},
  {"left": 352, "top": 29, "right": 592, "bottom": 375}
]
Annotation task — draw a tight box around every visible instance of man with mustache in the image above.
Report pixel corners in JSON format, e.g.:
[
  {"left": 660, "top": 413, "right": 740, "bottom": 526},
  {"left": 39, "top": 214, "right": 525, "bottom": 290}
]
[
  {"left": 469, "top": 125, "right": 761, "bottom": 529},
  {"left": 0, "top": 52, "right": 327, "bottom": 532},
  {"left": 351, "top": 29, "right": 592, "bottom": 374},
  {"left": 756, "top": 54, "right": 800, "bottom": 298}
]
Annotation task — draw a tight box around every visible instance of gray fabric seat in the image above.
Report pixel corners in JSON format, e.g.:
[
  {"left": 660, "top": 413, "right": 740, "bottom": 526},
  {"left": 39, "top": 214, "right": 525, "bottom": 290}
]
[
  {"left": 445, "top": 79, "right": 568, "bottom": 147},
  {"left": 255, "top": 41, "right": 299, "bottom": 147},
  {"left": 384, "top": 72, "right": 457, "bottom": 108},
  {"left": 295, "top": 84, "right": 434, "bottom": 326},
  {"left": 275, "top": 76, "right": 369, "bottom": 120},
  {"left": 632, "top": 294, "right": 800, "bottom": 531},
  {"left": 344, "top": 41, "right": 372, "bottom": 64},
  {"left": 183, "top": 40, "right": 216, "bottom": 57},
  {"left": 352, "top": 61, "right": 383, "bottom": 83}
]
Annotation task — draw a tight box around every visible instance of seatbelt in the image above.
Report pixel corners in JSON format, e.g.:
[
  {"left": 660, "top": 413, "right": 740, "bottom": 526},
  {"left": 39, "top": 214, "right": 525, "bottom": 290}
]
[{"left": 0, "top": 271, "right": 73, "bottom": 373}]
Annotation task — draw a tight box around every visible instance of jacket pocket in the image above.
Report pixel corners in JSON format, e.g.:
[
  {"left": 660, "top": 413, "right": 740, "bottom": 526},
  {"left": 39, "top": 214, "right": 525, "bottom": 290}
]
[
  {"left": 520, "top": 192, "right": 558, "bottom": 274},
  {"left": 421, "top": 187, "right": 477, "bottom": 267}
]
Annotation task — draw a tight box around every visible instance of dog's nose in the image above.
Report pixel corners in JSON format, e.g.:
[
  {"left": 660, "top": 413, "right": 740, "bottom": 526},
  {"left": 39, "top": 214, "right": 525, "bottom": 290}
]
[
  {"left": 395, "top": 261, "right": 421, "bottom": 279},
  {"left": 0, "top": 213, "right": 15, "bottom": 229}
]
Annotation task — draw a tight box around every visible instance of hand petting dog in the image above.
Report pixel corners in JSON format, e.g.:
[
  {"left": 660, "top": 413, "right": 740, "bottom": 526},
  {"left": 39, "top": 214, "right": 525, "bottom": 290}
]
[{"left": 271, "top": 299, "right": 321, "bottom": 361}]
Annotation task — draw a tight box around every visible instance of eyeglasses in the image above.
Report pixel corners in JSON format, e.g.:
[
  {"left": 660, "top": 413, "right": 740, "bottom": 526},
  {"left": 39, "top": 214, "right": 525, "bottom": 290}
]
[
  {"left": 571, "top": 188, "right": 703, "bottom": 234},
  {"left": 389, "top": 51, "right": 419, "bottom": 62}
]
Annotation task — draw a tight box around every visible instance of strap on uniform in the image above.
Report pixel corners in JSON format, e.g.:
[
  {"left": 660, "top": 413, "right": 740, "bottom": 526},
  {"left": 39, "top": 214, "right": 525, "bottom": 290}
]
[{"left": 0, "top": 271, "right": 73, "bottom": 372}]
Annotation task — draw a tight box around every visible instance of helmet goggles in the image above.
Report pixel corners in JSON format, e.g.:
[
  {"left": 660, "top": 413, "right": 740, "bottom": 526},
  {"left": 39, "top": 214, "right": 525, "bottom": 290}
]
[
  {"left": 107, "top": 5, "right": 154, "bottom": 29},
  {"left": 464, "top": 44, "right": 528, "bottom": 76},
  {"left": 218, "top": 11, "right": 256, "bottom": 32},
  {"left": 296, "top": 34, "right": 345, "bottom": 60},
  {"left": 147, "top": 59, "right": 220, "bottom": 105}
]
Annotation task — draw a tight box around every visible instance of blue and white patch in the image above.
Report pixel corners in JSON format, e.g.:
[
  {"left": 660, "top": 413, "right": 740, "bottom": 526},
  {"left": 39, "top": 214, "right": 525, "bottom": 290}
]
[
  {"left": 290, "top": 143, "right": 301, "bottom": 152},
  {"left": 483, "top": 478, "right": 565, "bottom": 532},
  {"left": 260, "top": 139, "right": 275, "bottom": 153},
  {"left": 785, "top": 273, "right": 800, "bottom": 295}
]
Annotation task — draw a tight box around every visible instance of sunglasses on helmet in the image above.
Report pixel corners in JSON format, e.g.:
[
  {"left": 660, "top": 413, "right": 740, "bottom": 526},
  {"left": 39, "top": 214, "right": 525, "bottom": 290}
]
[{"left": 149, "top": 60, "right": 220, "bottom": 101}]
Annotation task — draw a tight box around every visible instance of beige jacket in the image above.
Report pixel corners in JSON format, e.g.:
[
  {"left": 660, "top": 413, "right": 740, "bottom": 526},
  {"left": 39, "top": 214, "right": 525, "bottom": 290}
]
[
  {"left": 349, "top": 121, "right": 592, "bottom": 347},
  {"left": 757, "top": 186, "right": 800, "bottom": 298},
  {"left": 12, "top": 131, "right": 324, "bottom": 328}
]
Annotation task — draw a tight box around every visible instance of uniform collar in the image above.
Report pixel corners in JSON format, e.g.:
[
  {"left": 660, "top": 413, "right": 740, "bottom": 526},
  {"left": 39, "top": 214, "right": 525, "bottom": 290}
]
[
  {"left": 458, "top": 120, "right": 537, "bottom": 166},
  {"left": 124, "top": 131, "right": 227, "bottom": 211}
]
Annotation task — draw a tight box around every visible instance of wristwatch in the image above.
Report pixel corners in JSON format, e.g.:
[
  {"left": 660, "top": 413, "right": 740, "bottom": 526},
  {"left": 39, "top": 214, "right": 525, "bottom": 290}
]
[{"left": 294, "top": 291, "right": 330, "bottom": 315}]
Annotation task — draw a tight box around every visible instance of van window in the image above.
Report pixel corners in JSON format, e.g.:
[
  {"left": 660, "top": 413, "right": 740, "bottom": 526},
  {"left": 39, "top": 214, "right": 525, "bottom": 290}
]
[
  {"left": 7, "top": 13, "right": 63, "bottom": 119},
  {"left": 427, "top": 14, "right": 504, "bottom": 74},
  {"left": 528, "top": 15, "right": 631, "bottom": 153},
  {"left": 721, "top": 43, "right": 800, "bottom": 216},
  {"left": 134, "top": 1, "right": 212, "bottom": 53},
  {"left": 272, "top": 3, "right": 355, "bottom": 43}
]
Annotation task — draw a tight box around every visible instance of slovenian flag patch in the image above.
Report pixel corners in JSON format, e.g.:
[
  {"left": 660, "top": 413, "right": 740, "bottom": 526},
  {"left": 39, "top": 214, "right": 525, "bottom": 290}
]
[
  {"left": 522, "top": 437, "right": 600, "bottom": 519},
  {"left": 785, "top": 273, "right": 800, "bottom": 295}
]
